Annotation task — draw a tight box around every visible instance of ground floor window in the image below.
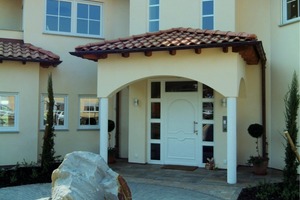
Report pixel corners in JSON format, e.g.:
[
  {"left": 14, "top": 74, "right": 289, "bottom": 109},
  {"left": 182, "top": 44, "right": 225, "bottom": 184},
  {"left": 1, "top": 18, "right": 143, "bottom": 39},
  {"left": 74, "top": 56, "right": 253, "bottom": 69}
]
[
  {"left": 40, "top": 94, "right": 68, "bottom": 130},
  {"left": 0, "top": 93, "right": 18, "bottom": 132},
  {"left": 79, "top": 96, "right": 99, "bottom": 129}
]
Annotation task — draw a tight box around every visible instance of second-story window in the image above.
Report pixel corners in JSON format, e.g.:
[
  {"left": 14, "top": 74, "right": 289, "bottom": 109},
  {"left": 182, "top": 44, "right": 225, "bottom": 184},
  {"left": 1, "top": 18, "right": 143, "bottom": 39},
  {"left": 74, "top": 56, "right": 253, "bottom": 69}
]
[
  {"left": 282, "top": 0, "right": 300, "bottom": 24},
  {"left": 149, "top": 0, "right": 160, "bottom": 32},
  {"left": 202, "top": 0, "right": 214, "bottom": 30},
  {"left": 45, "top": 0, "right": 103, "bottom": 37}
]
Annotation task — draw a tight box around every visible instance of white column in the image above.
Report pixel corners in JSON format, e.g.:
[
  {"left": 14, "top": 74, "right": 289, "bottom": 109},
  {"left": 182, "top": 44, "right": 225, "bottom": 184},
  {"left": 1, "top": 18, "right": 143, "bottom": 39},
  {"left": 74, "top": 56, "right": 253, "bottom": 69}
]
[
  {"left": 100, "top": 97, "right": 108, "bottom": 163},
  {"left": 227, "top": 97, "right": 237, "bottom": 184}
]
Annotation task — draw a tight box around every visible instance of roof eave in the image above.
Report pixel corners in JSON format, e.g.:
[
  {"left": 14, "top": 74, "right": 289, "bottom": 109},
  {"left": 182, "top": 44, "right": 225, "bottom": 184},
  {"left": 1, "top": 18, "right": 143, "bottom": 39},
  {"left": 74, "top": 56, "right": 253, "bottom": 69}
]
[{"left": 70, "top": 40, "right": 266, "bottom": 65}]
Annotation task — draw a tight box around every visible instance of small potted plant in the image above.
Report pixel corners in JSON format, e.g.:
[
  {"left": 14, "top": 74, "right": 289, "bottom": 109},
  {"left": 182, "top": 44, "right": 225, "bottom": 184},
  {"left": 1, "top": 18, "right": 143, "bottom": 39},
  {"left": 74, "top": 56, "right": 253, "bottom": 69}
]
[
  {"left": 246, "top": 123, "right": 269, "bottom": 175},
  {"left": 205, "top": 157, "right": 215, "bottom": 170}
]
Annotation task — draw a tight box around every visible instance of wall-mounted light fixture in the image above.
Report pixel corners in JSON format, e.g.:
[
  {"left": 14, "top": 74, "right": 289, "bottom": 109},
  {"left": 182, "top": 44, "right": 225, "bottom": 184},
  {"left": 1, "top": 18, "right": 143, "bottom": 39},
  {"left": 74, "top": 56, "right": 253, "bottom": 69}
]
[
  {"left": 133, "top": 98, "right": 139, "bottom": 107},
  {"left": 221, "top": 98, "right": 227, "bottom": 107}
]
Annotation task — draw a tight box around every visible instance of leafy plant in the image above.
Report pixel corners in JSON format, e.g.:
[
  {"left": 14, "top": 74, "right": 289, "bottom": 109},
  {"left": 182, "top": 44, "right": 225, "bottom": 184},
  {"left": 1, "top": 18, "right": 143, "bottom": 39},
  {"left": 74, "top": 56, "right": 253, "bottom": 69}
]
[
  {"left": 282, "top": 72, "right": 299, "bottom": 200},
  {"left": 247, "top": 123, "right": 267, "bottom": 166},
  {"left": 255, "top": 180, "right": 278, "bottom": 200},
  {"left": 41, "top": 73, "right": 56, "bottom": 175}
]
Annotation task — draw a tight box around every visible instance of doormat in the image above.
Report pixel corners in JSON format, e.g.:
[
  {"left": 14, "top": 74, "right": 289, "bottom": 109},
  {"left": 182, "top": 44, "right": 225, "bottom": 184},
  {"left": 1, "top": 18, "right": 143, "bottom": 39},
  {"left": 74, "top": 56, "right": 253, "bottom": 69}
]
[{"left": 161, "top": 165, "right": 198, "bottom": 171}]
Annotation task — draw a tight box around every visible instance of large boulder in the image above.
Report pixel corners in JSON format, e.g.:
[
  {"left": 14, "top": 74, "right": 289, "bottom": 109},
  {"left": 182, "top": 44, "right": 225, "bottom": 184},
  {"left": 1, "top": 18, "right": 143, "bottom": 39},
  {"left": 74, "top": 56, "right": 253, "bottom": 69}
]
[{"left": 51, "top": 151, "right": 131, "bottom": 200}]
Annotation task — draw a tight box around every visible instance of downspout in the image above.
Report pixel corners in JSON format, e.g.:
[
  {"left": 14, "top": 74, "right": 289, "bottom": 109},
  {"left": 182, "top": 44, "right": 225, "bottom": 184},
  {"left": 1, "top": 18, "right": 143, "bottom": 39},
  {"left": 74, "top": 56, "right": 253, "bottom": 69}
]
[{"left": 261, "top": 60, "right": 267, "bottom": 158}]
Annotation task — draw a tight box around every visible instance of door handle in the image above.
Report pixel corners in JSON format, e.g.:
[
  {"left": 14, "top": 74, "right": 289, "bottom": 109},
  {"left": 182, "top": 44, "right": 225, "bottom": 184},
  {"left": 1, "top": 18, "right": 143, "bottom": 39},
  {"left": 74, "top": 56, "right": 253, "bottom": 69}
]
[{"left": 193, "top": 121, "right": 198, "bottom": 135}]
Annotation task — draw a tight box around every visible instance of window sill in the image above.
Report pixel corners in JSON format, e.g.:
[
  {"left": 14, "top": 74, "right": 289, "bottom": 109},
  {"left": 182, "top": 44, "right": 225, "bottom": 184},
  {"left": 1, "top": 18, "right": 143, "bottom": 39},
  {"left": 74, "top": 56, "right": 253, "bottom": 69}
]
[
  {"left": 39, "top": 128, "right": 69, "bottom": 132},
  {"left": 43, "top": 31, "right": 104, "bottom": 40},
  {"left": 77, "top": 128, "right": 100, "bottom": 131},
  {"left": 279, "top": 18, "right": 300, "bottom": 27},
  {"left": 0, "top": 130, "right": 19, "bottom": 133}
]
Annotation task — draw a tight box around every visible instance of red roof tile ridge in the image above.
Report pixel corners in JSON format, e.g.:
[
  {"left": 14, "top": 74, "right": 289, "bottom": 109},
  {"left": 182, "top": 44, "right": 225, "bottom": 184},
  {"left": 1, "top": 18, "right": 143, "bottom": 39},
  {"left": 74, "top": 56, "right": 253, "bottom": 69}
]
[{"left": 25, "top": 43, "right": 60, "bottom": 60}]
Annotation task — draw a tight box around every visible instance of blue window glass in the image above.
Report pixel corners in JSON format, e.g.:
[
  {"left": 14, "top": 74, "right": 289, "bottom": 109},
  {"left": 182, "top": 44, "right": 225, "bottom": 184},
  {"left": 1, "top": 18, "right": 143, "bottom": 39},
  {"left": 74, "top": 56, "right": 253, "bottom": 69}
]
[
  {"left": 203, "top": 1, "right": 214, "bottom": 15},
  {"left": 150, "top": 6, "right": 159, "bottom": 19},
  {"left": 60, "top": 1, "right": 71, "bottom": 17},
  {"left": 78, "top": 4, "right": 88, "bottom": 18},
  {"left": 77, "top": 19, "right": 88, "bottom": 34},
  {"left": 203, "top": 16, "right": 214, "bottom": 30},
  {"left": 46, "top": 0, "right": 102, "bottom": 36},
  {"left": 89, "top": 21, "right": 100, "bottom": 35},
  {"left": 46, "top": 16, "right": 58, "bottom": 31},
  {"left": 150, "top": 0, "right": 159, "bottom": 5},
  {"left": 90, "top": 5, "right": 100, "bottom": 20},
  {"left": 47, "top": 0, "right": 58, "bottom": 15},
  {"left": 149, "top": 21, "right": 159, "bottom": 32},
  {"left": 59, "top": 17, "right": 71, "bottom": 32}
]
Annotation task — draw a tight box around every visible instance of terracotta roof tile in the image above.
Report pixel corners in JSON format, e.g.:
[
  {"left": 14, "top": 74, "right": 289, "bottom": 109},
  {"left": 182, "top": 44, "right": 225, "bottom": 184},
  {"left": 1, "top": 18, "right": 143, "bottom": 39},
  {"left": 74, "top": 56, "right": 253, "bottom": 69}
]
[
  {"left": 0, "top": 38, "right": 62, "bottom": 67},
  {"left": 75, "top": 27, "right": 257, "bottom": 53},
  {"left": 71, "top": 27, "right": 266, "bottom": 65}
]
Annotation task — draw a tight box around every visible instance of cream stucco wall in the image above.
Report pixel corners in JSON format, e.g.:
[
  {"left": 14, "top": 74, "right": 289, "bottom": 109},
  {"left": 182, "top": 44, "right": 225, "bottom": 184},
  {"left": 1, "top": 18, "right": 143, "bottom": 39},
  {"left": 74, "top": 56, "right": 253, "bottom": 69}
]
[
  {"left": 97, "top": 49, "right": 244, "bottom": 98},
  {"left": 0, "top": 61, "right": 40, "bottom": 165},
  {"left": 129, "top": 0, "right": 236, "bottom": 34},
  {"left": 0, "top": 0, "right": 22, "bottom": 31},
  {"left": 269, "top": 1, "right": 300, "bottom": 170},
  {"left": 21, "top": 0, "right": 128, "bottom": 161}
]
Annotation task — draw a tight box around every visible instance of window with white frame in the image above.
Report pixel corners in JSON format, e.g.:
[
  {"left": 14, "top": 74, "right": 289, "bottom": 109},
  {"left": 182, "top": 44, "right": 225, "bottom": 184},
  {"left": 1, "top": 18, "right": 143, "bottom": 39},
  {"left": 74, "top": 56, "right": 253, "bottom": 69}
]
[
  {"left": 79, "top": 96, "right": 99, "bottom": 129},
  {"left": 149, "top": 0, "right": 160, "bottom": 32},
  {"left": 202, "top": 0, "right": 214, "bottom": 30},
  {"left": 0, "top": 93, "right": 19, "bottom": 132},
  {"left": 41, "top": 94, "right": 68, "bottom": 130},
  {"left": 45, "top": 0, "right": 103, "bottom": 37},
  {"left": 282, "top": 0, "right": 300, "bottom": 23}
]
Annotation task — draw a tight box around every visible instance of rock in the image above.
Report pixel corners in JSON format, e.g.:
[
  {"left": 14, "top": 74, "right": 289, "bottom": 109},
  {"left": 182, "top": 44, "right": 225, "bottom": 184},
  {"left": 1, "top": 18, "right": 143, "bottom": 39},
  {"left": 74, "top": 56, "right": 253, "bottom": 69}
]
[{"left": 51, "top": 151, "right": 131, "bottom": 200}]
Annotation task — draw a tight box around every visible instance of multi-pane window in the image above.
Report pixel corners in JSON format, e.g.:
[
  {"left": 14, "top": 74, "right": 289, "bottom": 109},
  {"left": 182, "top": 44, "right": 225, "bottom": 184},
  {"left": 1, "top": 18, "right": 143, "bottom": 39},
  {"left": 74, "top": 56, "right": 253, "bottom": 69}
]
[
  {"left": 0, "top": 93, "right": 18, "bottom": 132},
  {"left": 79, "top": 96, "right": 99, "bottom": 129},
  {"left": 45, "top": 0, "right": 102, "bottom": 37},
  {"left": 202, "top": 0, "right": 214, "bottom": 30},
  {"left": 41, "top": 95, "right": 68, "bottom": 130},
  {"left": 149, "top": 0, "right": 160, "bottom": 32},
  {"left": 283, "top": 0, "right": 300, "bottom": 23}
]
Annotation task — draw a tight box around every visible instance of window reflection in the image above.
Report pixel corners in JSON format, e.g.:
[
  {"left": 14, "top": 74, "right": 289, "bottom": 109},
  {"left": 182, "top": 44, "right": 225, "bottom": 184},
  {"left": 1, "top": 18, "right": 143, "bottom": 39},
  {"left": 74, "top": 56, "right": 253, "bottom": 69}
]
[
  {"left": 151, "top": 102, "right": 160, "bottom": 119},
  {"left": 203, "top": 84, "right": 214, "bottom": 98},
  {"left": 203, "top": 146, "right": 214, "bottom": 163},
  {"left": 203, "top": 102, "right": 213, "bottom": 120},
  {"left": 0, "top": 96, "right": 15, "bottom": 127},
  {"left": 203, "top": 124, "right": 214, "bottom": 142}
]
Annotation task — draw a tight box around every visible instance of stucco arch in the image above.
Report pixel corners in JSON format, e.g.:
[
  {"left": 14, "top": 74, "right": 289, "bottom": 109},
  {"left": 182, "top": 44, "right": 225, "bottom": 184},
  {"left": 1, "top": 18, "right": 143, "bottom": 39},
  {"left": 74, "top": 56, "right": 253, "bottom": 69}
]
[{"left": 97, "top": 49, "right": 246, "bottom": 98}]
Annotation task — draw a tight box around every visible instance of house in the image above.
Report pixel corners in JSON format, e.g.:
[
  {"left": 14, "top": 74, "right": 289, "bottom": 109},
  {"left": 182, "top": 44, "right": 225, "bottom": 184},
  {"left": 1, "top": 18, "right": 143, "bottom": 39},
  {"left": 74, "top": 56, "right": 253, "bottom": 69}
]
[{"left": 0, "top": 0, "right": 299, "bottom": 184}]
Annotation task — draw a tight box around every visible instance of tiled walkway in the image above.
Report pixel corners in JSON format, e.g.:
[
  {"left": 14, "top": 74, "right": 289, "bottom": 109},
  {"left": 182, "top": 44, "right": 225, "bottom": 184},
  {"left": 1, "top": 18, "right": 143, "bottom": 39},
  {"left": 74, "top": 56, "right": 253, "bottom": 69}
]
[
  {"left": 110, "top": 160, "right": 283, "bottom": 200},
  {"left": 0, "top": 160, "right": 283, "bottom": 200}
]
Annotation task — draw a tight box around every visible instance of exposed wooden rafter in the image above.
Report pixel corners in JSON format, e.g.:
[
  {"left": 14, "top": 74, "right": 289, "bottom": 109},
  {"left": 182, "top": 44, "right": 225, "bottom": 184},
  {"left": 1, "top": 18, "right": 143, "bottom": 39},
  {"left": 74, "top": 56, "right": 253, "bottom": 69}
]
[
  {"left": 169, "top": 50, "right": 176, "bottom": 55},
  {"left": 194, "top": 48, "right": 201, "bottom": 54},
  {"left": 144, "top": 51, "right": 152, "bottom": 57},
  {"left": 222, "top": 47, "right": 228, "bottom": 53},
  {"left": 122, "top": 52, "right": 130, "bottom": 58}
]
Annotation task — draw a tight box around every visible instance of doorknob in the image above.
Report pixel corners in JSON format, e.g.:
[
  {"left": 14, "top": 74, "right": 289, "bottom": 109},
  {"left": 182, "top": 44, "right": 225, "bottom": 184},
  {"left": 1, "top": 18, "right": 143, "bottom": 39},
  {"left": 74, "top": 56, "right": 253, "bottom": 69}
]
[{"left": 193, "top": 121, "right": 198, "bottom": 135}]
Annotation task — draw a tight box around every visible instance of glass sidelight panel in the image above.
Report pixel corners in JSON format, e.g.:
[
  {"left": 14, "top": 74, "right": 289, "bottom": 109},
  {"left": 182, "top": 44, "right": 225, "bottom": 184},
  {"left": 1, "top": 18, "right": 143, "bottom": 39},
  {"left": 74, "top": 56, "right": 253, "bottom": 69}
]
[
  {"left": 203, "top": 102, "right": 213, "bottom": 120},
  {"left": 151, "top": 82, "right": 161, "bottom": 98},
  {"left": 203, "top": 84, "right": 214, "bottom": 98},
  {"left": 202, "top": 146, "right": 214, "bottom": 163},
  {"left": 151, "top": 102, "right": 160, "bottom": 119},
  {"left": 202, "top": 124, "right": 214, "bottom": 142},
  {"left": 151, "top": 123, "right": 160, "bottom": 139},
  {"left": 151, "top": 144, "right": 160, "bottom": 160},
  {"left": 165, "top": 81, "right": 198, "bottom": 92}
]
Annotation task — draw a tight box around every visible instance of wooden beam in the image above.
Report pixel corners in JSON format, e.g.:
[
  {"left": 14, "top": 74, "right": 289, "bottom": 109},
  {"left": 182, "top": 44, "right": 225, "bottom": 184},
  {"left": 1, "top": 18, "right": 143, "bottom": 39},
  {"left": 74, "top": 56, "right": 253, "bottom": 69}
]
[
  {"left": 223, "top": 47, "right": 228, "bottom": 53},
  {"left": 122, "top": 52, "right": 130, "bottom": 58},
  {"left": 169, "top": 50, "right": 176, "bottom": 55},
  {"left": 144, "top": 51, "right": 152, "bottom": 57},
  {"left": 83, "top": 54, "right": 107, "bottom": 60},
  {"left": 194, "top": 48, "right": 201, "bottom": 54}
]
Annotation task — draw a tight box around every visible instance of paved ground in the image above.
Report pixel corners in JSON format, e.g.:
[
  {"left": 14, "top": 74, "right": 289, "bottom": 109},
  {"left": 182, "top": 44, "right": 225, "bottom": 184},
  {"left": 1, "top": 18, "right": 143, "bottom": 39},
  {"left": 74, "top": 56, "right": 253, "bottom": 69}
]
[{"left": 0, "top": 160, "right": 283, "bottom": 200}]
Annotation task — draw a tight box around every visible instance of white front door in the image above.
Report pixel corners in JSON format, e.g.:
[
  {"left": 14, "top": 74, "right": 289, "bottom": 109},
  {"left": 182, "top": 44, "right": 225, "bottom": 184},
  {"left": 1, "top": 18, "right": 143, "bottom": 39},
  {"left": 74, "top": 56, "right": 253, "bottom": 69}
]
[{"left": 164, "top": 92, "right": 199, "bottom": 166}]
